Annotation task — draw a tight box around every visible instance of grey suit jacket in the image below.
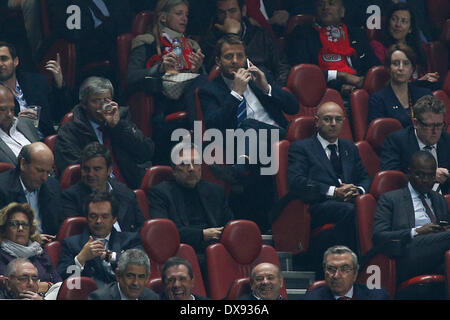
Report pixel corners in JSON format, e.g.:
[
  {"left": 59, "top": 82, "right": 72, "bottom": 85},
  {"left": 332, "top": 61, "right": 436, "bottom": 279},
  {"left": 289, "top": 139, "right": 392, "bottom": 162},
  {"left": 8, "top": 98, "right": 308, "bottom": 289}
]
[
  {"left": 0, "top": 117, "right": 40, "bottom": 165},
  {"left": 373, "top": 187, "right": 449, "bottom": 247},
  {"left": 88, "top": 281, "right": 159, "bottom": 300}
]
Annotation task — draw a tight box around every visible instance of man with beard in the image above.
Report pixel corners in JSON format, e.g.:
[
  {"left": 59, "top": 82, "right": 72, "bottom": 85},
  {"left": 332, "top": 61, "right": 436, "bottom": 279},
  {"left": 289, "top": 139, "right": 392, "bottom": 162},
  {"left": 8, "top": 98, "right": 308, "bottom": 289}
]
[
  {"left": 304, "top": 246, "right": 390, "bottom": 299},
  {"left": 239, "top": 262, "right": 285, "bottom": 300}
]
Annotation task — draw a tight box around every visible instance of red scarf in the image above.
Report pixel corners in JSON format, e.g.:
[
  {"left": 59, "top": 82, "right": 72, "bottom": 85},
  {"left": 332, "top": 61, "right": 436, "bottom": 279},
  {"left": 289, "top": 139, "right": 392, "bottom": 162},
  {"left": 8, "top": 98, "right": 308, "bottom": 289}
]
[
  {"left": 314, "top": 23, "right": 356, "bottom": 74},
  {"left": 145, "top": 34, "right": 194, "bottom": 70}
]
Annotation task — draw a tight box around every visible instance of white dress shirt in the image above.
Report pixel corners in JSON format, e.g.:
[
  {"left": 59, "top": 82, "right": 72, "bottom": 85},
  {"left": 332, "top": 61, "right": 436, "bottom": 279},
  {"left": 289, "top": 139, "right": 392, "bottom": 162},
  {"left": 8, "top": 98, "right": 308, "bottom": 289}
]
[
  {"left": 0, "top": 118, "right": 32, "bottom": 157},
  {"left": 408, "top": 183, "right": 436, "bottom": 238}
]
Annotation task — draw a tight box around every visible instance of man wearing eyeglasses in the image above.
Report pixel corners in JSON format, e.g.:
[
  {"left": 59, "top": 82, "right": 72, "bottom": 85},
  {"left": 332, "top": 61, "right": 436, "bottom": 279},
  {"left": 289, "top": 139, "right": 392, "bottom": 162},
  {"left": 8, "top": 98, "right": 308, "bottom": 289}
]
[
  {"left": 0, "top": 258, "right": 42, "bottom": 300},
  {"left": 304, "top": 246, "right": 389, "bottom": 300},
  {"left": 374, "top": 151, "right": 450, "bottom": 285},
  {"left": 288, "top": 102, "right": 370, "bottom": 273},
  {"left": 381, "top": 95, "right": 450, "bottom": 194}
]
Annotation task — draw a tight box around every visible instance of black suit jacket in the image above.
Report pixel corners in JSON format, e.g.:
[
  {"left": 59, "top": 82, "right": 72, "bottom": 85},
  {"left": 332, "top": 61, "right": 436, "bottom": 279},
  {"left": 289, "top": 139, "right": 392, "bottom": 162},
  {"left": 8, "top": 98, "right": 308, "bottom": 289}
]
[
  {"left": 380, "top": 126, "right": 450, "bottom": 194},
  {"left": 288, "top": 135, "right": 371, "bottom": 202},
  {"left": 61, "top": 180, "right": 145, "bottom": 232},
  {"left": 373, "top": 187, "right": 449, "bottom": 247},
  {"left": 159, "top": 292, "right": 209, "bottom": 300},
  {"left": 0, "top": 168, "right": 62, "bottom": 235},
  {"left": 148, "top": 180, "right": 233, "bottom": 252},
  {"left": 303, "top": 283, "right": 390, "bottom": 300},
  {"left": 89, "top": 281, "right": 159, "bottom": 300},
  {"left": 198, "top": 74, "right": 298, "bottom": 133},
  {"left": 57, "top": 229, "right": 141, "bottom": 284}
]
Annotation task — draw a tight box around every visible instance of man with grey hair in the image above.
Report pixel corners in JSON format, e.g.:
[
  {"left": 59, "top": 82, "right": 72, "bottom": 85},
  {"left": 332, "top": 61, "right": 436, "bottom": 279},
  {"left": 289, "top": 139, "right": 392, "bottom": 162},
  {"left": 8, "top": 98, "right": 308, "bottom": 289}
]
[
  {"left": 381, "top": 95, "right": 450, "bottom": 194},
  {"left": 0, "top": 258, "right": 43, "bottom": 299},
  {"left": 54, "top": 76, "right": 155, "bottom": 189},
  {"left": 148, "top": 142, "right": 233, "bottom": 268},
  {"left": 304, "top": 245, "right": 389, "bottom": 300},
  {"left": 88, "top": 248, "right": 159, "bottom": 300}
]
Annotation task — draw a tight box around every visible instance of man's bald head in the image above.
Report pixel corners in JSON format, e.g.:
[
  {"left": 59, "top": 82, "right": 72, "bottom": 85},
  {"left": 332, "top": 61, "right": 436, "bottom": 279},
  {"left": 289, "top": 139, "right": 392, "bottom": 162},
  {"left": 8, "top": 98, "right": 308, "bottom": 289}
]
[
  {"left": 18, "top": 142, "right": 54, "bottom": 191},
  {"left": 0, "top": 85, "right": 15, "bottom": 132},
  {"left": 316, "top": 102, "right": 345, "bottom": 143}
]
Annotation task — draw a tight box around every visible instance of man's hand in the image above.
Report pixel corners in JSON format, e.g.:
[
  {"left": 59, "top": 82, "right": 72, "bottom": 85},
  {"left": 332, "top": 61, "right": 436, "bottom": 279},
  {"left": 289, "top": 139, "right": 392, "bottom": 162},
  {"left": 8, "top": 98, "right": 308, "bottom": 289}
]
[
  {"left": 189, "top": 49, "right": 205, "bottom": 73},
  {"left": 40, "top": 234, "right": 56, "bottom": 244},
  {"left": 102, "top": 100, "right": 120, "bottom": 128},
  {"left": 340, "top": 84, "right": 356, "bottom": 96},
  {"left": 418, "top": 72, "right": 439, "bottom": 83},
  {"left": 232, "top": 68, "right": 252, "bottom": 96},
  {"left": 45, "top": 53, "right": 64, "bottom": 88},
  {"left": 247, "top": 60, "right": 270, "bottom": 94},
  {"left": 435, "top": 167, "right": 449, "bottom": 184},
  {"left": 18, "top": 108, "right": 38, "bottom": 120},
  {"left": 214, "top": 17, "right": 242, "bottom": 34},
  {"left": 203, "top": 227, "right": 224, "bottom": 241},
  {"left": 19, "top": 290, "right": 43, "bottom": 300},
  {"left": 268, "top": 10, "right": 290, "bottom": 26},
  {"left": 76, "top": 236, "right": 106, "bottom": 266},
  {"left": 416, "top": 223, "right": 445, "bottom": 235},
  {"left": 338, "top": 72, "right": 364, "bottom": 88},
  {"left": 335, "top": 184, "right": 360, "bottom": 202}
]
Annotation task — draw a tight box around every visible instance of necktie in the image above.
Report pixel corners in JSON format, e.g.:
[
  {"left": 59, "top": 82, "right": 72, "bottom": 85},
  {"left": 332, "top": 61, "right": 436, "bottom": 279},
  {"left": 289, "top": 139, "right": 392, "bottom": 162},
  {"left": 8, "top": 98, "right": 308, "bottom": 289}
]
[
  {"left": 237, "top": 98, "right": 247, "bottom": 126},
  {"left": 418, "top": 193, "right": 437, "bottom": 224},
  {"left": 327, "top": 144, "right": 342, "bottom": 177},
  {"left": 99, "top": 126, "right": 127, "bottom": 184},
  {"left": 88, "top": 0, "right": 109, "bottom": 22}
]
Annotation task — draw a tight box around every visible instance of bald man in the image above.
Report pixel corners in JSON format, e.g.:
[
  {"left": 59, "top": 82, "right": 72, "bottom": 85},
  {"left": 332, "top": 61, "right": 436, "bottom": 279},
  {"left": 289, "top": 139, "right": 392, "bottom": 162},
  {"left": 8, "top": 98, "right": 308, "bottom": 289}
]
[
  {"left": 239, "top": 262, "right": 284, "bottom": 300},
  {"left": 287, "top": 102, "right": 370, "bottom": 273},
  {"left": 0, "top": 142, "right": 61, "bottom": 239},
  {"left": 0, "top": 85, "right": 39, "bottom": 165}
]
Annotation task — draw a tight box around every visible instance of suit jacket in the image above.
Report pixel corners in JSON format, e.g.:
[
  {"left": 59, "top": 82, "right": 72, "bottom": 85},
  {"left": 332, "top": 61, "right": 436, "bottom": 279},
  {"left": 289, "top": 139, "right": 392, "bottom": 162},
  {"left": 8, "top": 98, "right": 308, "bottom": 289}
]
[
  {"left": 303, "top": 282, "right": 390, "bottom": 300},
  {"left": 0, "top": 168, "right": 62, "bottom": 235},
  {"left": 16, "top": 72, "right": 73, "bottom": 137},
  {"left": 148, "top": 180, "right": 233, "bottom": 251},
  {"left": 288, "top": 135, "right": 371, "bottom": 201},
  {"left": 287, "top": 22, "right": 380, "bottom": 90},
  {"left": 57, "top": 229, "right": 141, "bottom": 284},
  {"left": 88, "top": 281, "right": 159, "bottom": 300},
  {"left": 238, "top": 292, "right": 284, "bottom": 300},
  {"left": 159, "top": 292, "right": 209, "bottom": 300},
  {"left": 54, "top": 105, "right": 155, "bottom": 189},
  {"left": 0, "top": 117, "right": 39, "bottom": 166},
  {"left": 380, "top": 126, "right": 450, "bottom": 194},
  {"left": 198, "top": 74, "right": 298, "bottom": 133},
  {"left": 373, "top": 187, "right": 449, "bottom": 247},
  {"left": 368, "top": 83, "right": 432, "bottom": 128},
  {"left": 61, "top": 180, "right": 145, "bottom": 232}
]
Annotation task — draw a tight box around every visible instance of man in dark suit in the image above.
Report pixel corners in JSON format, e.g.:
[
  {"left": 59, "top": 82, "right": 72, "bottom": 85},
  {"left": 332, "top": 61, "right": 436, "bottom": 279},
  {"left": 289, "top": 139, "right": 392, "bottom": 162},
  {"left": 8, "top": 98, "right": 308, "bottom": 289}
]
[
  {"left": 239, "top": 262, "right": 284, "bottom": 300},
  {"left": 0, "top": 42, "right": 73, "bottom": 137},
  {"left": 0, "top": 142, "right": 61, "bottom": 240},
  {"left": 160, "top": 257, "right": 208, "bottom": 300},
  {"left": 58, "top": 192, "right": 141, "bottom": 288},
  {"left": 304, "top": 245, "right": 390, "bottom": 300},
  {"left": 288, "top": 102, "right": 371, "bottom": 267},
  {"left": 374, "top": 151, "right": 450, "bottom": 283},
  {"left": 287, "top": 0, "right": 380, "bottom": 96},
  {"left": 0, "top": 84, "right": 39, "bottom": 165},
  {"left": 380, "top": 95, "right": 450, "bottom": 194},
  {"left": 89, "top": 248, "right": 159, "bottom": 300},
  {"left": 148, "top": 142, "right": 233, "bottom": 257},
  {"left": 61, "top": 142, "right": 145, "bottom": 232}
]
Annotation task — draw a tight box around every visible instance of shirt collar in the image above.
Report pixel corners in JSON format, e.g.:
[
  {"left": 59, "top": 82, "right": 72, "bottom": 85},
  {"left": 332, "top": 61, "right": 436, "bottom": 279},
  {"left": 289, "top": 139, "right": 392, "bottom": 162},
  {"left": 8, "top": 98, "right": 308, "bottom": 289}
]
[
  {"left": 408, "top": 182, "right": 429, "bottom": 199},
  {"left": 19, "top": 176, "right": 39, "bottom": 194},
  {"left": 334, "top": 286, "right": 353, "bottom": 300},
  {"left": 414, "top": 129, "right": 437, "bottom": 150},
  {"left": 117, "top": 282, "right": 137, "bottom": 300},
  {"left": 317, "top": 132, "right": 339, "bottom": 150},
  {"left": 94, "top": 232, "right": 111, "bottom": 242}
]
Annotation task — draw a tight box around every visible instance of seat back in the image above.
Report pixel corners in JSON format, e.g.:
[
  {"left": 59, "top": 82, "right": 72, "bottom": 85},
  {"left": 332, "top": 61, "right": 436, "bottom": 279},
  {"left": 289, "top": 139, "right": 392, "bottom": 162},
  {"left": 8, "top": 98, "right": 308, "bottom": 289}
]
[
  {"left": 365, "top": 118, "right": 403, "bottom": 155},
  {"left": 132, "top": 10, "right": 155, "bottom": 35},
  {"left": 425, "top": 41, "right": 448, "bottom": 79},
  {"left": 350, "top": 89, "right": 370, "bottom": 141},
  {"left": 57, "top": 277, "right": 98, "bottom": 300},
  {"left": 355, "top": 194, "right": 378, "bottom": 254},
  {"left": 206, "top": 220, "right": 286, "bottom": 300},
  {"left": 364, "top": 65, "right": 390, "bottom": 95},
  {"left": 307, "top": 280, "right": 326, "bottom": 292},
  {"left": 60, "top": 164, "right": 81, "bottom": 190},
  {"left": 427, "top": 0, "right": 449, "bottom": 34},
  {"left": 134, "top": 189, "right": 150, "bottom": 220},
  {"left": 432, "top": 90, "right": 450, "bottom": 132},
  {"left": 286, "top": 116, "right": 316, "bottom": 142},
  {"left": 140, "top": 166, "right": 174, "bottom": 195},
  {"left": 127, "top": 92, "right": 154, "bottom": 137},
  {"left": 140, "top": 219, "right": 206, "bottom": 296},
  {"left": 226, "top": 277, "right": 251, "bottom": 300},
  {"left": 369, "top": 170, "right": 408, "bottom": 200},
  {"left": 44, "top": 240, "right": 61, "bottom": 269},
  {"left": 355, "top": 140, "right": 380, "bottom": 180},
  {"left": 57, "top": 217, "right": 88, "bottom": 242},
  {"left": 60, "top": 111, "right": 74, "bottom": 126}
]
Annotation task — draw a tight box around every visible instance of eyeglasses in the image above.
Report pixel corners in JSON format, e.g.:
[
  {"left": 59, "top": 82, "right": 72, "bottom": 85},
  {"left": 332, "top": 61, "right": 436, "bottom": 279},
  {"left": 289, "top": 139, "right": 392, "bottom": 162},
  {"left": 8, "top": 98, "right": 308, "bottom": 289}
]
[
  {"left": 325, "top": 265, "right": 354, "bottom": 275},
  {"left": 416, "top": 118, "right": 446, "bottom": 130},
  {"left": 7, "top": 221, "right": 30, "bottom": 230},
  {"left": 11, "top": 275, "right": 40, "bottom": 284},
  {"left": 320, "top": 116, "right": 345, "bottom": 124}
]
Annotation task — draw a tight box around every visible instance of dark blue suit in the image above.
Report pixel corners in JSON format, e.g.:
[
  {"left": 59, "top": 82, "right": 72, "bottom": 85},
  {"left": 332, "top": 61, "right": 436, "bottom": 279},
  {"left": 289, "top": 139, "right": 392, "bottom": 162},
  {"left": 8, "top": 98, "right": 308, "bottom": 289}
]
[
  {"left": 304, "top": 282, "right": 390, "bottom": 300},
  {"left": 380, "top": 126, "right": 450, "bottom": 194},
  {"left": 57, "top": 229, "right": 141, "bottom": 287},
  {"left": 368, "top": 83, "right": 432, "bottom": 128},
  {"left": 288, "top": 135, "right": 371, "bottom": 256}
]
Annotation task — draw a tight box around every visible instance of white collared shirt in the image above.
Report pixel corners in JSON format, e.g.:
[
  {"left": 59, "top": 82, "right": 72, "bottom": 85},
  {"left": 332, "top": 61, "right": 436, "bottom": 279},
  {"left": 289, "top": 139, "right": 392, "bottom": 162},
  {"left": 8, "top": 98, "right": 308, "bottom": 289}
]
[
  {"left": 415, "top": 129, "right": 440, "bottom": 192},
  {"left": 334, "top": 286, "right": 354, "bottom": 300},
  {"left": 0, "top": 118, "right": 32, "bottom": 157},
  {"left": 408, "top": 182, "right": 435, "bottom": 237},
  {"left": 222, "top": 76, "right": 278, "bottom": 127},
  {"left": 19, "top": 177, "right": 41, "bottom": 232}
]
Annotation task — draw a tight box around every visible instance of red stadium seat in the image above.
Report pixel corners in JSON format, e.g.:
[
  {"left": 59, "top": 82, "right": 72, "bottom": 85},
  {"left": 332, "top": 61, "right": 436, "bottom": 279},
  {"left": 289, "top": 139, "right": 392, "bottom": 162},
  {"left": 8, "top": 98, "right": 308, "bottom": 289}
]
[
  {"left": 134, "top": 189, "right": 150, "bottom": 220},
  {"left": 306, "top": 280, "right": 326, "bottom": 292},
  {"left": 60, "top": 111, "right": 74, "bottom": 126},
  {"left": 369, "top": 170, "right": 408, "bottom": 200},
  {"left": 60, "top": 164, "right": 81, "bottom": 190},
  {"left": 432, "top": 90, "right": 450, "bottom": 132},
  {"left": 350, "top": 89, "right": 370, "bottom": 141},
  {"left": 365, "top": 118, "right": 403, "bottom": 155},
  {"left": 427, "top": 0, "right": 450, "bottom": 33},
  {"left": 140, "top": 166, "right": 174, "bottom": 195},
  {"left": 226, "top": 277, "right": 251, "bottom": 300},
  {"left": 425, "top": 41, "right": 448, "bottom": 79},
  {"left": 444, "top": 71, "right": 450, "bottom": 97},
  {"left": 57, "top": 277, "right": 98, "bottom": 300},
  {"left": 355, "top": 140, "right": 380, "bottom": 180},
  {"left": 132, "top": 11, "right": 155, "bottom": 35},
  {"left": 44, "top": 240, "right": 61, "bottom": 269},
  {"left": 286, "top": 116, "right": 316, "bottom": 141},
  {"left": 206, "top": 219, "right": 287, "bottom": 300},
  {"left": 140, "top": 219, "right": 206, "bottom": 297},
  {"left": 57, "top": 217, "right": 88, "bottom": 242},
  {"left": 364, "top": 65, "right": 390, "bottom": 95}
]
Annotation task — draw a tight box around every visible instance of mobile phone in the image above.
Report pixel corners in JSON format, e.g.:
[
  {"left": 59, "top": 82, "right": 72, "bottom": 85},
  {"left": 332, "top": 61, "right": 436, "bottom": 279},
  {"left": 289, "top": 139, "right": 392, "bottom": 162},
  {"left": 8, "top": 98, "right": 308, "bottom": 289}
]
[{"left": 438, "top": 220, "right": 449, "bottom": 227}]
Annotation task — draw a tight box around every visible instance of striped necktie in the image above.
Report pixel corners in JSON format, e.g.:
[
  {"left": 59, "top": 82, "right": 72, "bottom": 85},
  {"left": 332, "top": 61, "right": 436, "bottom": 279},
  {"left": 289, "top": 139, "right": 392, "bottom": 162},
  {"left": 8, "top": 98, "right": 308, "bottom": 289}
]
[{"left": 237, "top": 98, "right": 247, "bottom": 125}]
